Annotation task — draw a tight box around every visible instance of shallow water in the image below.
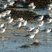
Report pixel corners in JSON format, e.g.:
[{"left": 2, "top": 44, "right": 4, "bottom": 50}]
[{"left": 0, "top": 8, "right": 52, "bottom": 52}]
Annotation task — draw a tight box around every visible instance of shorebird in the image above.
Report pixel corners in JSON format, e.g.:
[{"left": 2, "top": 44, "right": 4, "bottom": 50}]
[
  {"left": 24, "top": 26, "right": 39, "bottom": 39},
  {"left": 28, "top": 2, "right": 36, "bottom": 10},
  {"left": 1, "top": 12, "right": 6, "bottom": 18},
  {"left": 17, "top": 17, "right": 24, "bottom": 22},
  {"left": 6, "top": 16, "right": 11, "bottom": 20},
  {"left": 47, "top": 18, "right": 52, "bottom": 23},
  {"left": 13, "top": 21, "right": 22, "bottom": 28},
  {"left": 29, "top": 27, "right": 39, "bottom": 39},
  {"left": 34, "top": 27, "right": 39, "bottom": 34},
  {"left": 3, "top": 4, "right": 7, "bottom": 9},
  {"left": 0, "top": 24, "right": 4, "bottom": 28},
  {"left": 38, "top": 21, "right": 44, "bottom": 27},
  {"left": 48, "top": 7, "right": 52, "bottom": 11},
  {"left": 17, "top": 22, "right": 22, "bottom": 28},
  {"left": 0, "top": 3, "right": 7, "bottom": 9},
  {"left": 22, "top": 20, "right": 27, "bottom": 26},
  {"left": 27, "top": 26, "right": 35, "bottom": 32},
  {"left": 31, "top": 5, "right": 36, "bottom": 10},
  {"left": 8, "top": 18, "right": 14, "bottom": 23},
  {"left": 8, "top": 1, "right": 14, "bottom": 6},
  {"left": 48, "top": 3, "right": 52, "bottom": 10},
  {"left": 48, "top": 3, "right": 52, "bottom": 17},
  {"left": 29, "top": 34, "right": 36, "bottom": 39},
  {"left": 5, "top": 16, "right": 13, "bottom": 23},
  {"left": 17, "top": 18, "right": 27, "bottom": 27},
  {"left": 0, "top": 27, "right": 6, "bottom": 33},
  {"left": 13, "top": 18, "right": 26, "bottom": 28},
  {"left": 38, "top": 15, "right": 44, "bottom": 21},
  {"left": 48, "top": 12, "right": 52, "bottom": 18},
  {"left": 5, "top": 10, "right": 11, "bottom": 15},
  {"left": 41, "top": 28, "right": 52, "bottom": 33},
  {"left": 46, "top": 28, "right": 52, "bottom": 33}
]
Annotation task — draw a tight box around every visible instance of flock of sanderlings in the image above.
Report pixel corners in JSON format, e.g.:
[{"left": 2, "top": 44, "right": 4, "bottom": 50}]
[{"left": 0, "top": 0, "right": 52, "bottom": 48}]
